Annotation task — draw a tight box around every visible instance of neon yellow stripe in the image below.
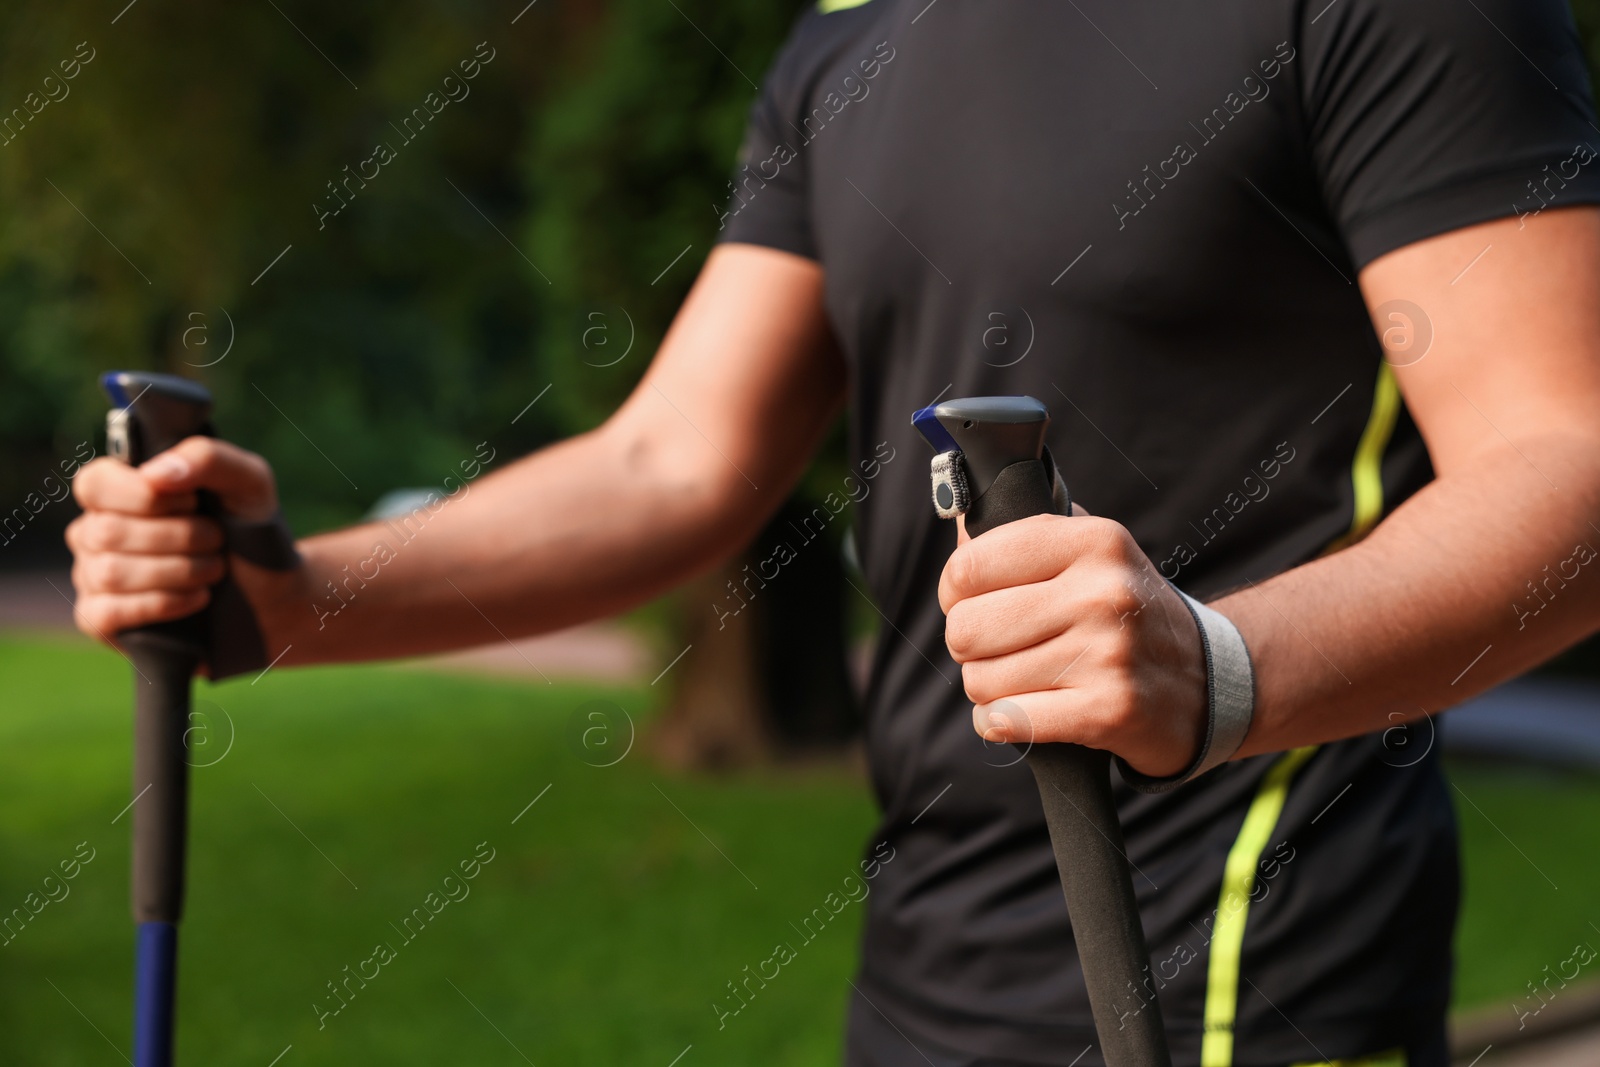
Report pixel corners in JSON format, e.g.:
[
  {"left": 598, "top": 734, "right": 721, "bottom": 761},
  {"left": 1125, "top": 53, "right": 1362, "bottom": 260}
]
[
  {"left": 1290, "top": 1050, "right": 1405, "bottom": 1067},
  {"left": 818, "top": 0, "right": 873, "bottom": 12},
  {"left": 1324, "top": 363, "right": 1401, "bottom": 554},
  {"left": 1200, "top": 746, "right": 1318, "bottom": 1067}
]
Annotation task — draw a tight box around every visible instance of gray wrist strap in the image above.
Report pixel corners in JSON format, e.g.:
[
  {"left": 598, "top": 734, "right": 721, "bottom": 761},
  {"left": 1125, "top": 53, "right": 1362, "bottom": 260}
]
[
  {"left": 207, "top": 510, "right": 300, "bottom": 681},
  {"left": 1117, "top": 586, "right": 1255, "bottom": 795}
]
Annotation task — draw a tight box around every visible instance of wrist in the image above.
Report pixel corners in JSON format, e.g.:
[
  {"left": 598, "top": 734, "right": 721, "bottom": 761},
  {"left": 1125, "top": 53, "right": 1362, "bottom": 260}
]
[
  {"left": 1118, "top": 588, "right": 1256, "bottom": 793},
  {"left": 252, "top": 536, "right": 331, "bottom": 666}
]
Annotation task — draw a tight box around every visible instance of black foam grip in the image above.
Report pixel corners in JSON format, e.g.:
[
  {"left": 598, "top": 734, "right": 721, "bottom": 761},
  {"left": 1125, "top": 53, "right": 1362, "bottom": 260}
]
[
  {"left": 965, "top": 460, "right": 1171, "bottom": 1066},
  {"left": 208, "top": 511, "right": 298, "bottom": 681},
  {"left": 222, "top": 511, "right": 301, "bottom": 571},
  {"left": 125, "top": 635, "right": 198, "bottom": 924}
]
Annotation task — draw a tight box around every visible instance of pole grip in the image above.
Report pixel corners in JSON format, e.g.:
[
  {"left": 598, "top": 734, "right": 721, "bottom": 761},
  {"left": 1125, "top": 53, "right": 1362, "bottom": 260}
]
[
  {"left": 965, "top": 460, "right": 1171, "bottom": 1066},
  {"left": 125, "top": 639, "right": 197, "bottom": 924}
]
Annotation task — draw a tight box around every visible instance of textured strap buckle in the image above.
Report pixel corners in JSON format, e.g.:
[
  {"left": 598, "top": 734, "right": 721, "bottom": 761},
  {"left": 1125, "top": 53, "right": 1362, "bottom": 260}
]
[{"left": 929, "top": 450, "right": 972, "bottom": 518}]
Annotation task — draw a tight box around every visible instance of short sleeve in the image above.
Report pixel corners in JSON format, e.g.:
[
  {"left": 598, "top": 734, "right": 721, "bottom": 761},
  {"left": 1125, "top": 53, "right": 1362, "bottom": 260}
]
[
  {"left": 1302, "top": 0, "right": 1600, "bottom": 268},
  {"left": 717, "top": 14, "right": 819, "bottom": 260}
]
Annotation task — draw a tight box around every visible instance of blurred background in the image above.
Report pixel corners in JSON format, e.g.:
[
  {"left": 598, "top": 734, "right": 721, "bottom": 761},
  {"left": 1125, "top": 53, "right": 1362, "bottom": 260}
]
[{"left": 2, "top": 1, "right": 1600, "bottom": 1064}]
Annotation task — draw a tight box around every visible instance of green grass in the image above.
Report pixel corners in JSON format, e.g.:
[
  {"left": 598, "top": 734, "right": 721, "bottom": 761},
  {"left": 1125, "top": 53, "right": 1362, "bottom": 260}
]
[
  {"left": 1449, "top": 760, "right": 1600, "bottom": 1011},
  {"left": 2, "top": 630, "right": 1597, "bottom": 1063},
  {"left": 0, "top": 631, "right": 877, "bottom": 1066}
]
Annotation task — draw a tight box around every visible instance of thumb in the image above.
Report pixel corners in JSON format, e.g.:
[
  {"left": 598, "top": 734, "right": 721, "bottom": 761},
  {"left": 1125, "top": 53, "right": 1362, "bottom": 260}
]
[{"left": 138, "top": 436, "right": 279, "bottom": 522}]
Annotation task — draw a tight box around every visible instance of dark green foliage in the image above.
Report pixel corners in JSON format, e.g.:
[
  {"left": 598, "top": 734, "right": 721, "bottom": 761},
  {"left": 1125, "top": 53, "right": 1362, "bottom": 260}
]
[{"left": 0, "top": 0, "right": 804, "bottom": 542}]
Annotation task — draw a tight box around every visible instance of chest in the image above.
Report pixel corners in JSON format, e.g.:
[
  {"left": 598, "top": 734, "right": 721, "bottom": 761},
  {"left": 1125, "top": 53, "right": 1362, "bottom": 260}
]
[{"left": 798, "top": 3, "right": 1320, "bottom": 355}]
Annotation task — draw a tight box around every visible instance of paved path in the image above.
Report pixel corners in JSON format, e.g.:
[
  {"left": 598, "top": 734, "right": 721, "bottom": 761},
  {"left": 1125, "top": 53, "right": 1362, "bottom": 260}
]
[
  {"left": 1445, "top": 675, "right": 1600, "bottom": 771},
  {"left": 0, "top": 569, "right": 655, "bottom": 683},
  {"left": 1455, "top": 1024, "right": 1600, "bottom": 1065}
]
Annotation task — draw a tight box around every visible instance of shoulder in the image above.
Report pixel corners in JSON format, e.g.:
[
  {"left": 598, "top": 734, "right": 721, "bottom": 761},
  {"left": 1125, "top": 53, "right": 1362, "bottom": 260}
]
[{"left": 761, "top": 0, "right": 900, "bottom": 115}]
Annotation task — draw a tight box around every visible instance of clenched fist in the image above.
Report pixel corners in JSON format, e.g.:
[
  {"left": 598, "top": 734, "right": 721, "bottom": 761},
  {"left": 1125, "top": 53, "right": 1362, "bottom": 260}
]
[
  {"left": 938, "top": 511, "right": 1208, "bottom": 779},
  {"left": 66, "top": 436, "right": 305, "bottom": 660}
]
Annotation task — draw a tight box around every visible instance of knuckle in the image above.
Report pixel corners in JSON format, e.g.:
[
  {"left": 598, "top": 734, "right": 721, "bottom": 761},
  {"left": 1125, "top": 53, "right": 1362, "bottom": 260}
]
[
  {"left": 1081, "top": 516, "right": 1133, "bottom": 557},
  {"left": 245, "top": 450, "right": 275, "bottom": 488},
  {"left": 82, "top": 512, "right": 121, "bottom": 552},
  {"left": 76, "top": 598, "right": 112, "bottom": 639},
  {"left": 90, "top": 553, "right": 126, "bottom": 591},
  {"left": 1087, "top": 569, "right": 1132, "bottom": 612},
  {"left": 947, "top": 546, "right": 984, "bottom": 598},
  {"left": 1101, "top": 633, "right": 1138, "bottom": 671},
  {"left": 74, "top": 607, "right": 99, "bottom": 638},
  {"left": 184, "top": 435, "right": 221, "bottom": 467},
  {"left": 961, "top": 666, "right": 989, "bottom": 706},
  {"left": 943, "top": 609, "right": 976, "bottom": 660},
  {"left": 70, "top": 458, "right": 113, "bottom": 505}
]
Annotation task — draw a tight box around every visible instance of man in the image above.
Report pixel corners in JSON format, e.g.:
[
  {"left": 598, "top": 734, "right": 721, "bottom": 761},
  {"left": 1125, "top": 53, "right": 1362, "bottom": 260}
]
[{"left": 68, "top": 0, "right": 1600, "bottom": 1063}]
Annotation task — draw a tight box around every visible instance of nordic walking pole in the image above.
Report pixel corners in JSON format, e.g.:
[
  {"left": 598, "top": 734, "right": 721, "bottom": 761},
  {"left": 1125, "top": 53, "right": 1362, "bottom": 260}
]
[
  {"left": 102, "top": 370, "right": 217, "bottom": 1067},
  {"left": 914, "top": 396, "right": 1171, "bottom": 1066}
]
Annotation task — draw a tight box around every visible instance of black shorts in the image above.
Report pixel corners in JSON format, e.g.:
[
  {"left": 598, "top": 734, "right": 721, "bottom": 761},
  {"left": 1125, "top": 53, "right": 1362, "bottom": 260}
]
[{"left": 841, "top": 984, "right": 1451, "bottom": 1067}]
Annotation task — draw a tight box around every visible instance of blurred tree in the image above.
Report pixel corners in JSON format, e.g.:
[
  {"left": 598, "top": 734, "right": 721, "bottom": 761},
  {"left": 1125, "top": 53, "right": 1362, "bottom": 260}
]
[
  {"left": 524, "top": 0, "right": 863, "bottom": 765},
  {"left": 0, "top": 1, "right": 564, "bottom": 537},
  {"left": 0, "top": 0, "right": 863, "bottom": 762}
]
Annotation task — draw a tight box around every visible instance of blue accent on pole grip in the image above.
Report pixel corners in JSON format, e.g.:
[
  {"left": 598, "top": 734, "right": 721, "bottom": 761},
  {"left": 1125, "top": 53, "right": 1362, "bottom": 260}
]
[
  {"left": 911, "top": 404, "right": 960, "bottom": 455},
  {"left": 101, "top": 371, "right": 132, "bottom": 409},
  {"left": 134, "top": 921, "right": 178, "bottom": 1067}
]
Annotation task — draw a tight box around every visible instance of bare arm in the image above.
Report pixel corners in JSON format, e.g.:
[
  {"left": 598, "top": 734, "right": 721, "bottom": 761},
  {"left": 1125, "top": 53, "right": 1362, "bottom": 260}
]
[
  {"left": 939, "top": 208, "right": 1600, "bottom": 776},
  {"left": 69, "top": 244, "right": 844, "bottom": 668},
  {"left": 1223, "top": 206, "right": 1600, "bottom": 756}
]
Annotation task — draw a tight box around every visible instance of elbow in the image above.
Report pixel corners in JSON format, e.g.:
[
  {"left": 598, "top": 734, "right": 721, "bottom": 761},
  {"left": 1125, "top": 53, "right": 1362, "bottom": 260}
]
[{"left": 598, "top": 413, "right": 767, "bottom": 549}]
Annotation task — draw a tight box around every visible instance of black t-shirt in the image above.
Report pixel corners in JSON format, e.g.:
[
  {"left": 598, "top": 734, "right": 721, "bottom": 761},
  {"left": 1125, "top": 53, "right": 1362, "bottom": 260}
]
[{"left": 721, "top": 1, "right": 1600, "bottom": 1062}]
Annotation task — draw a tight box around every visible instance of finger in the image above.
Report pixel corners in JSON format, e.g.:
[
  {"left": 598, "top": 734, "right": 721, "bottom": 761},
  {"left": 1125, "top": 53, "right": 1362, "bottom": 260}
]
[
  {"left": 940, "top": 514, "right": 1061, "bottom": 611},
  {"left": 971, "top": 689, "right": 1110, "bottom": 750},
  {"left": 940, "top": 513, "right": 1134, "bottom": 612},
  {"left": 67, "top": 512, "right": 225, "bottom": 556},
  {"left": 75, "top": 588, "right": 212, "bottom": 640},
  {"left": 953, "top": 492, "right": 1094, "bottom": 547},
  {"left": 73, "top": 457, "right": 199, "bottom": 516},
  {"left": 137, "top": 436, "right": 278, "bottom": 522},
  {"left": 945, "top": 580, "right": 1081, "bottom": 663},
  {"left": 73, "top": 551, "right": 226, "bottom": 595},
  {"left": 953, "top": 499, "right": 1089, "bottom": 547},
  {"left": 945, "top": 559, "right": 1151, "bottom": 662},
  {"left": 958, "top": 623, "right": 1112, "bottom": 702}
]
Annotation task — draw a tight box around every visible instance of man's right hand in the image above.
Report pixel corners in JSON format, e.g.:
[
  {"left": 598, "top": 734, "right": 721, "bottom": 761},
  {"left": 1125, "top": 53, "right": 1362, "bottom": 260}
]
[
  {"left": 67, "top": 437, "right": 302, "bottom": 649},
  {"left": 61, "top": 245, "right": 842, "bottom": 668}
]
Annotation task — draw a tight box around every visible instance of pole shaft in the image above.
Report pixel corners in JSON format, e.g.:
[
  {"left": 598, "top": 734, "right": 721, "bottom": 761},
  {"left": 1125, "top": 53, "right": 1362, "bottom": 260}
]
[
  {"left": 965, "top": 460, "right": 1171, "bottom": 1066},
  {"left": 134, "top": 921, "right": 178, "bottom": 1067}
]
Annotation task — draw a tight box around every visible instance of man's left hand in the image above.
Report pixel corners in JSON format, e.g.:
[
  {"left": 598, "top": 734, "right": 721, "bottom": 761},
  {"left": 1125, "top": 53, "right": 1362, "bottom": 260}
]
[{"left": 937, "top": 511, "right": 1207, "bottom": 778}]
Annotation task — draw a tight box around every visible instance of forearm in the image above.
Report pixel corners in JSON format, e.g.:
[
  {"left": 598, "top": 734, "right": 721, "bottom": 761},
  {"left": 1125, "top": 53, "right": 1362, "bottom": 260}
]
[
  {"left": 271, "top": 420, "right": 768, "bottom": 666},
  {"left": 1220, "top": 432, "right": 1600, "bottom": 758}
]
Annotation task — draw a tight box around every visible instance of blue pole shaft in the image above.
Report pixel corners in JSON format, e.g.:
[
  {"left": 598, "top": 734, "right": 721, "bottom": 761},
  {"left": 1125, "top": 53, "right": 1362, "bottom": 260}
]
[{"left": 134, "top": 921, "right": 178, "bottom": 1067}]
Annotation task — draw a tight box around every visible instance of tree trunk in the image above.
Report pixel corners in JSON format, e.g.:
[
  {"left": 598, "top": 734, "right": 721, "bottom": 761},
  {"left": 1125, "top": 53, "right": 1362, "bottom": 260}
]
[{"left": 650, "top": 500, "right": 862, "bottom": 771}]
